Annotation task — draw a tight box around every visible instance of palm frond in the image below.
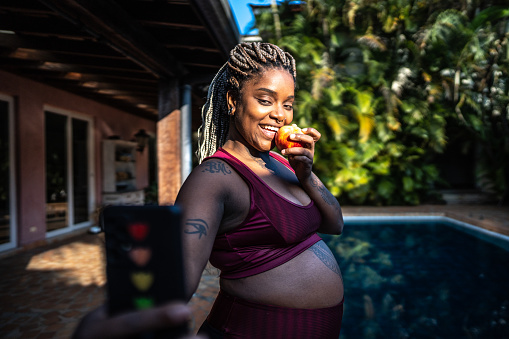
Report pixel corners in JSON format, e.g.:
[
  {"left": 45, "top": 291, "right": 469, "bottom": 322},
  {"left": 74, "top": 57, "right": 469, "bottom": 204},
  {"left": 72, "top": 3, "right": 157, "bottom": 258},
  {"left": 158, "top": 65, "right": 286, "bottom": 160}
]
[
  {"left": 470, "top": 6, "right": 509, "bottom": 31},
  {"left": 357, "top": 34, "right": 387, "bottom": 51},
  {"left": 391, "top": 67, "right": 414, "bottom": 97}
]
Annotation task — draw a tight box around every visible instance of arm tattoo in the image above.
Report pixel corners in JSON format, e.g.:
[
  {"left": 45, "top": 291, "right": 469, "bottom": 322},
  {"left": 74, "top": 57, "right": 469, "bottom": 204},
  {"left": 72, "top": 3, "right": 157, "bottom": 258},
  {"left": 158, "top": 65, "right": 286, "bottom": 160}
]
[
  {"left": 184, "top": 219, "right": 209, "bottom": 239},
  {"left": 310, "top": 176, "right": 337, "bottom": 207},
  {"left": 202, "top": 161, "right": 232, "bottom": 175},
  {"left": 309, "top": 241, "right": 341, "bottom": 276}
]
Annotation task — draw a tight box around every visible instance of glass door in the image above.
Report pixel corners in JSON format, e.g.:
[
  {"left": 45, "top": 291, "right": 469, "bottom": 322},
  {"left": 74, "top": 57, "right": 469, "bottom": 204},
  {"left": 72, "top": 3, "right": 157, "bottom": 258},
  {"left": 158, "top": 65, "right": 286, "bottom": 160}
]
[
  {"left": 0, "top": 95, "right": 16, "bottom": 251},
  {"left": 72, "top": 118, "right": 89, "bottom": 224},
  {"left": 45, "top": 109, "right": 94, "bottom": 234},
  {"left": 45, "top": 112, "right": 68, "bottom": 232}
]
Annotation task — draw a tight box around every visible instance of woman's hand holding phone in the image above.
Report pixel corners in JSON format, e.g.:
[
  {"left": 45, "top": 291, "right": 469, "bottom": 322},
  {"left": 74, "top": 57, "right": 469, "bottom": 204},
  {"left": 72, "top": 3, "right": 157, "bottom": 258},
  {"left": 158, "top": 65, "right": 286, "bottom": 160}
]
[{"left": 72, "top": 302, "right": 206, "bottom": 339}]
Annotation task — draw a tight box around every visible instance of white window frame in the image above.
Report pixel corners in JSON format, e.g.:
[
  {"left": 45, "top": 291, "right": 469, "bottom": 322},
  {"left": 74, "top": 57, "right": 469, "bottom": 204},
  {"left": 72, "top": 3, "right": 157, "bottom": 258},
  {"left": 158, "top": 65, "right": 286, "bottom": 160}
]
[
  {"left": 0, "top": 94, "right": 17, "bottom": 252},
  {"left": 44, "top": 105, "right": 95, "bottom": 238}
]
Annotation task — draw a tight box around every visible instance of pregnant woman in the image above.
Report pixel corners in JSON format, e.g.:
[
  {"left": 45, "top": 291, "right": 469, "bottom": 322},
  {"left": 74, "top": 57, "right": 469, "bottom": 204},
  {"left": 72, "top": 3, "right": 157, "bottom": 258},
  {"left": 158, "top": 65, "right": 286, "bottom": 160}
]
[{"left": 175, "top": 42, "right": 344, "bottom": 339}]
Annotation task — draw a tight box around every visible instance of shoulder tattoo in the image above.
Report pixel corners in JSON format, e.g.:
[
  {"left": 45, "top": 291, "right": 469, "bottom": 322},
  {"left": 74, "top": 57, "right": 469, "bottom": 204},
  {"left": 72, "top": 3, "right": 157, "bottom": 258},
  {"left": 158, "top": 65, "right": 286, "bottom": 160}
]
[
  {"left": 309, "top": 241, "right": 341, "bottom": 276},
  {"left": 184, "top": 219, "right": 209, "bottom": 239},
  {"left": 201, "top": 161, "right": 232, "bottom": 175}
]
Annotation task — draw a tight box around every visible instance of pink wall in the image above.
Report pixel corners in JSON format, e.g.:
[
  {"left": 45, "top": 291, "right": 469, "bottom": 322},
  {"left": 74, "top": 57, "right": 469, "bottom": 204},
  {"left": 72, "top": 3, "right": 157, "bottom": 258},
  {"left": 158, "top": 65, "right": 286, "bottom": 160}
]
[{"left": 0, "top": 70, "right": 156, "bottom": 247}]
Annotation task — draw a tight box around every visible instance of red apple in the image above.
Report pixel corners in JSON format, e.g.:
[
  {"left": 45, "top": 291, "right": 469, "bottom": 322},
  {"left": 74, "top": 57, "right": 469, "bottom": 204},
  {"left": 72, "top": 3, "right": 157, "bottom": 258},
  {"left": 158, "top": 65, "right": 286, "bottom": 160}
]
[{"left": 275, "top": 124, "right": 303, "bottom": 151}]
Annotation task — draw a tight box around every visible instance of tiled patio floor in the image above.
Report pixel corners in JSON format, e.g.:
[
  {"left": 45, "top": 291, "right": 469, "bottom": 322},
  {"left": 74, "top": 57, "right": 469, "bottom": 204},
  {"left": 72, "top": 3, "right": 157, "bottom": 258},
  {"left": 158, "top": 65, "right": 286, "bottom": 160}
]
[{"left": 0, "top": 205, "right": 507, "bottom": 338}]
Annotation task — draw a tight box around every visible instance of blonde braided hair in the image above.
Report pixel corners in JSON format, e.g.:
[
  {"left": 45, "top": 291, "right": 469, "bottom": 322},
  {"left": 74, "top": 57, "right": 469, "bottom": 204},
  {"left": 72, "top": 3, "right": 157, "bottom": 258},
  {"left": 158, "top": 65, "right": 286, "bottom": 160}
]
[{"left": 196, "top": 42, "right": 296, "bottom": 163}]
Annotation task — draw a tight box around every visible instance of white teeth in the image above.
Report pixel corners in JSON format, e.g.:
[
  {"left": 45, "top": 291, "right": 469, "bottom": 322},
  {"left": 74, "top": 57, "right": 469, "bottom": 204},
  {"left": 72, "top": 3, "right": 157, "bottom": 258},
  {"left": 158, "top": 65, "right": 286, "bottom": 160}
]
[{"left": 261, "top": 125, "right": 279, "bottom": 132}]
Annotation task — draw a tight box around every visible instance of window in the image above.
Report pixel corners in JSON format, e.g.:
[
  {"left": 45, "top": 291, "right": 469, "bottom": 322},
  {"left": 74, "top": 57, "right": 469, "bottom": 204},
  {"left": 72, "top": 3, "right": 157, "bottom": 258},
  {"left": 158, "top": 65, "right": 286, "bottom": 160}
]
[
  {"left": 0, "top": 95, "right": 16, "bottom": 251},
  {"left": 45, "top": 108, "right": 94, "bottom": 234}
]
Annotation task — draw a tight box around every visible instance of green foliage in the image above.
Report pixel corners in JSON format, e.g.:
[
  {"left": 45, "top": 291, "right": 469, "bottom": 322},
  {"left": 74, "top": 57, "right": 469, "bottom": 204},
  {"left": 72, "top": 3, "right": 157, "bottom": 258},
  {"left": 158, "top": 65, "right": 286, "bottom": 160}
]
[
  {"left": 420, "top": 6, "right": 509, "bottom": 200},
  {"left": 254, "top": 0, "right": 509, "bottom": 204}
]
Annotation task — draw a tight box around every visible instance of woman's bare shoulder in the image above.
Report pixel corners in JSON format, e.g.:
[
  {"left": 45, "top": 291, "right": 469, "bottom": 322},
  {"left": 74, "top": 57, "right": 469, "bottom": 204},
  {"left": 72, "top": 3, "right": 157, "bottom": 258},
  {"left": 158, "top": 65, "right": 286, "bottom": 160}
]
[
  {"left": 178, "top": 158, "right": 242, "bottom": 200},
  {"left": 176, "top": 158, "right": 250, "bottom": 231},
  {"left": 198, "top": 158, "right": 237, "bottom": 177}
]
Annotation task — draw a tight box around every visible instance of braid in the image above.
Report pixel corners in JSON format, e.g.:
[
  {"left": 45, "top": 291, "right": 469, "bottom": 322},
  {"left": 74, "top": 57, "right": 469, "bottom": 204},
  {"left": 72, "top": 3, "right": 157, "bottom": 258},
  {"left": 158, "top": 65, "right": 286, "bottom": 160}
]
[
  {"left": 196, "top": 42, "right": 296, "bottom": 163},
  {"left": 196, "top": 63, "right": 229, "bottom": 163}
]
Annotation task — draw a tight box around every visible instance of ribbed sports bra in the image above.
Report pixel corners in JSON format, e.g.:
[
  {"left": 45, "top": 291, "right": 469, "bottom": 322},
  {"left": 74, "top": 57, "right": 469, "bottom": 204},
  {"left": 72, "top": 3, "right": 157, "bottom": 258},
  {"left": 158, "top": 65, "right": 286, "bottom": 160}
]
[{"left": 204, "top": 148, "right": 322, "bottom": 279}]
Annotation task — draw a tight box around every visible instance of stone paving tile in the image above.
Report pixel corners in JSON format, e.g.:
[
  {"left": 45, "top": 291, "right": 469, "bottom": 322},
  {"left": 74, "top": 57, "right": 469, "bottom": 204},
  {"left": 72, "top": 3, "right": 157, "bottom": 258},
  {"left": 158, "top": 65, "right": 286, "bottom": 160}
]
[{"left": 0, "top": 205, "right": 506, "bottom": 338}]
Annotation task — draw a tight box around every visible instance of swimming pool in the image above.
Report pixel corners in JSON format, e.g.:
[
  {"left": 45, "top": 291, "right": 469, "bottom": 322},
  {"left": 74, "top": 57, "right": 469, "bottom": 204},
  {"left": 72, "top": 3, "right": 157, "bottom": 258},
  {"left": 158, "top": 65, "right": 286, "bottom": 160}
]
[{"left": 321, "top": 217, "right": 509, "bottom": 339}]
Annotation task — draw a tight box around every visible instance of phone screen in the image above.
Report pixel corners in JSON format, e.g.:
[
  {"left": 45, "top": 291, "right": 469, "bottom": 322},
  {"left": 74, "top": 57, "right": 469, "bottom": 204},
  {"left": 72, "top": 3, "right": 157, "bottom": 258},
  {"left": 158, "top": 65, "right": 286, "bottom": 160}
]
[{"left": 102, "top": 205, "right": 187, "bottom": 338}]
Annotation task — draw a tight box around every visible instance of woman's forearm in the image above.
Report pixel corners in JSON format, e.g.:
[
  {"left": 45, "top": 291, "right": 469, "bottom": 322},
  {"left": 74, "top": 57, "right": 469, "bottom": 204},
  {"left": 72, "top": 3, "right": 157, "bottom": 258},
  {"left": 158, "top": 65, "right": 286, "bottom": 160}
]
[{"left": 302, "top": 173, "right": 344, "bottom": 234}]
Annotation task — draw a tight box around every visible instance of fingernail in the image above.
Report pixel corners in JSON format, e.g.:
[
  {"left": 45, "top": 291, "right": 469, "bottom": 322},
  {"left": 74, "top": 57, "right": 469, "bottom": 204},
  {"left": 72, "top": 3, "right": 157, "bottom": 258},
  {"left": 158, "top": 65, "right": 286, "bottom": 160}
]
[
  {"left": 281, "top": 149, "right": 286, "bottom": 155},
  {"left": 290, "top": 134, "right": 295, "bottom": 138}
]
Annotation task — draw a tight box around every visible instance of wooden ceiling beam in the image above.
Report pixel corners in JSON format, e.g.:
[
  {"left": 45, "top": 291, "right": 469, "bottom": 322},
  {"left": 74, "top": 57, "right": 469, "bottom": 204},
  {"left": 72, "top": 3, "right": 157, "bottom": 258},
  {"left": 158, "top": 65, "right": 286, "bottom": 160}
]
[
  {"left": 50, "top": 86, "right": 158, "bottom": 104},
  {"left": 38, "top": 0, "right": 188, "bottom": 79},
  {"left": 163, "top": 44, "right": 220, "bottom": 54},
  {"left": 49, "top": 79, "right": 157, "bottom": 98},
  {"left": 147, "top": 27, "right": 217, "bottom": 49},
  {"left": 0, "top": 12, "right": 90, "bottom": 39},
  {"left": 59, "top": 72, "right": 157, "bottom": 84},
  {"left": 78, "top": 82, "right": 157, "bottom": 95},
  {"left": 1, "top": 66, "right": 158, "bottom": 86},
  {"left": 182, "top": 62, "right": 223, "bottom": 69},
  {"left": 1, "top": 46, "right": 145, "bottom": 72},
  {"left": 0, "top": 0, "right": 54, "bottom": 15},
  {"left": 0, "top": 56, "right": 156, "bottom": 81},
  {"left": 118, "top": 0, "right": 205, "bottom": 30},
  {"left": 188, "top": 0, "right": 240, "bottom": 58},
  {"left": 0, "top": 32, "right": 122, "bottom": 58},
  {"left": 139, "top": 20, "right": 204, "bottom": 30},
  {"left": 65, "top": 90, "right": 158, "bottom": 119}
]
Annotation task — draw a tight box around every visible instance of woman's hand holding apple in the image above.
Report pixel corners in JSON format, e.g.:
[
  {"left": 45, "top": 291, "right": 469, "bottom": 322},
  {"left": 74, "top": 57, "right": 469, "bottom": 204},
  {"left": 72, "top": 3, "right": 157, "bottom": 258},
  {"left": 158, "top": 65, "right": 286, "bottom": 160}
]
[{"left": 275, "top": 124, "right": 321, "bottom": 182}]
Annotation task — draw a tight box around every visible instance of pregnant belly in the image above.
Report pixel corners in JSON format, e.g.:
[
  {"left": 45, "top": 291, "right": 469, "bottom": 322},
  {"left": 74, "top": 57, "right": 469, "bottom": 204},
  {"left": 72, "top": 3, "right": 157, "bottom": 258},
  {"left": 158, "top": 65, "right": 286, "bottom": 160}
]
[{"left": 220, "top": 241, "right": 344, "bottom": 309}]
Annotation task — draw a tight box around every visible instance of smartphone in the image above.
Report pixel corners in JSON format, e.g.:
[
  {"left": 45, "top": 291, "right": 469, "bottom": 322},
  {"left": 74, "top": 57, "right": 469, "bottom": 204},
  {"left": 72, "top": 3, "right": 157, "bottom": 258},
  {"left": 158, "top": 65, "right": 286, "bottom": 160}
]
[{"left": 101, "top": 205, "right": 187, "bottom": 338}]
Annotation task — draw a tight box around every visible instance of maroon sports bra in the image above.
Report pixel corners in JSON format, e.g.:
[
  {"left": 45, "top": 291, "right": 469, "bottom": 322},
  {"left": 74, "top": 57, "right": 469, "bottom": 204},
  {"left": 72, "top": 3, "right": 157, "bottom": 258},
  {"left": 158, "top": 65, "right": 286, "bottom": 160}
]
[{"left": 204, "top": 148, "right": 322, "bottom": 279}]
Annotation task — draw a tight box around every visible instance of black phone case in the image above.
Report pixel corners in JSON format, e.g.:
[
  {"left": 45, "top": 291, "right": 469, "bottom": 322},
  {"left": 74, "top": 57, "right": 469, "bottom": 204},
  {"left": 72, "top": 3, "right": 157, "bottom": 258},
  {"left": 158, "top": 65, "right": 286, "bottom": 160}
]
[{"left": 102, "top": 205, "right": 187, "bottom": 338}]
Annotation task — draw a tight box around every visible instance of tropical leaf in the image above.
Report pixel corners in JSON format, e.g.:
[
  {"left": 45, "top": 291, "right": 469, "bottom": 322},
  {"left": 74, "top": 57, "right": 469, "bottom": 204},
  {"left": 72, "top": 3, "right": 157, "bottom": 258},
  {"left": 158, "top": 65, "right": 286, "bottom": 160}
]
[
  {"left": 377, "top": 179, "right": 396, "bottom": 199},
  {"left": 357, "top": 34, "right": 387, "bottom": 51},
  {"left": 359, "top": 141, "right": 384, "bottom": 164},
  {"left": 367, "top": 157, "right": 391, "bottom": 175},
  {"left": 326, "top": 113, "right": 349, "bottom": 141},
  {"left": 402, "top": 176, "right": 414, "bottom": 192},
  {"left": 470, "top": 6, "right": 509, "bottom": 31}
]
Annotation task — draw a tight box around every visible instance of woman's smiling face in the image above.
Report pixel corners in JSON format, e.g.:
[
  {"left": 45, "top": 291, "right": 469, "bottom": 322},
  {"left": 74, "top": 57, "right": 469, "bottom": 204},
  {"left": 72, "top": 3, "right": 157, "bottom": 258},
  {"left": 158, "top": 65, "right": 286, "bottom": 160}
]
[{"left": 228, "top": 68, "right": 295, "bottom": 152}]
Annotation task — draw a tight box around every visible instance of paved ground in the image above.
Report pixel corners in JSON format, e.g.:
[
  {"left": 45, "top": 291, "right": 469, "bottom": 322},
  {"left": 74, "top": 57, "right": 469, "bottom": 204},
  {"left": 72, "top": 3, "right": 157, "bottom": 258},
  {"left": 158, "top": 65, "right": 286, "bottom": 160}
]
[
  {"left": 0, "top": 204, "right": 507, "bottom": 338},
  {"left": 0, "top": 232, "right": 219, "bottom": 338}
]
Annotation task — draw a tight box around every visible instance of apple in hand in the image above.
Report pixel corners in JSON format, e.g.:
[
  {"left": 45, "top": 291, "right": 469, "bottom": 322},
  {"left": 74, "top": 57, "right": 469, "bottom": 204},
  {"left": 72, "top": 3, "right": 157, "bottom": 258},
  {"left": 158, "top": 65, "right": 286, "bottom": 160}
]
[{"left": 275, "top": 124, "right": 303, "bottom": 151}]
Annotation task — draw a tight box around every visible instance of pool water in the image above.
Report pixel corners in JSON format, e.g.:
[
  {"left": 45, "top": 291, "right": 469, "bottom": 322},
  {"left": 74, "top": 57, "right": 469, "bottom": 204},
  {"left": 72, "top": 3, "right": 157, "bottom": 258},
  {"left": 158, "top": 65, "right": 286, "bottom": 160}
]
[{"left": 321, "top": 220, "right": 509, "bottom": 339}]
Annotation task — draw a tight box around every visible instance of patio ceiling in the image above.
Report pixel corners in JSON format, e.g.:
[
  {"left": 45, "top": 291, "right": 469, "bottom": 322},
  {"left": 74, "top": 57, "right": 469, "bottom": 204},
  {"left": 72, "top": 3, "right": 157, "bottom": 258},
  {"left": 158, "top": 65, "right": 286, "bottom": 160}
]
[{"left": 0, "top": 0, "right": 239, "bottom": 120}]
